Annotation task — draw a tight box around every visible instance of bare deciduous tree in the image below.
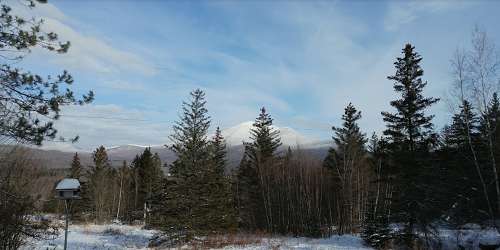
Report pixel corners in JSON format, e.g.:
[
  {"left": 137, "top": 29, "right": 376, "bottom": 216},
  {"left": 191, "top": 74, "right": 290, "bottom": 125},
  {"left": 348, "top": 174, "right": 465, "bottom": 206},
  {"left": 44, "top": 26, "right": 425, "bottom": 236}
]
[
  {"left": 450, "top": 47, "right": 494, "bottom": 221},
  {"left": 451, "top": 26, "right": 500, "bottom": 220}
]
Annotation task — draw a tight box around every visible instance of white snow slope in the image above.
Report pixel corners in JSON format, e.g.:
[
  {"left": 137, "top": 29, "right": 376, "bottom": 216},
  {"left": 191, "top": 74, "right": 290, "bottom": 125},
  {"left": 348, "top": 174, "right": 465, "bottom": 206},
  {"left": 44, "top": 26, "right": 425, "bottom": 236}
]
[
  {"left": 222, "top": 121, "right": 314, "bottom": 147},
  {"left": 24, "top": 223, "right": 500, "bottom": 250},
  {"left": 24, "top": 223, "right": 370, "bottom": 250},
  {"left": 221, "top": 235, "right": 371, "bottom": 250},
  {"left": 23, "top": 224, "right": 157, "bottom": 250}
]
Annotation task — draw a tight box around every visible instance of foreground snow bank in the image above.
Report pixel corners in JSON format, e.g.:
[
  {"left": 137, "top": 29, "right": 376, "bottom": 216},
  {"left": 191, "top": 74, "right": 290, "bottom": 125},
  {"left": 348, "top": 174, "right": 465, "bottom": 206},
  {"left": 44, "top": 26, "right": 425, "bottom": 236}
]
[
  {"left": 221, "top": 235, "right": 372, "bottom": 250},
  {"left": 22, "top": 223, "right": 157, "bottom": 250},
  {"left": 23, "top": 222, "right": 500, "bottom": 250},
  {"left": 25, "top": 223, "right": 372, "bottom": 250},
  {"left": 438, "top": 227, "right": 500, "bottom": 249}
]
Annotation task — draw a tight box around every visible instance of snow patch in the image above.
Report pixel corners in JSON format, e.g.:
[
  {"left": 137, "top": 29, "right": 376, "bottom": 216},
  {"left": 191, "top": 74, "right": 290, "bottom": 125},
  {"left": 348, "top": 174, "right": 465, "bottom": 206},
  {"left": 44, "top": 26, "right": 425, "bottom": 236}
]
[{"left": 23, "top": 224, "right": 157, "bottom": 250}]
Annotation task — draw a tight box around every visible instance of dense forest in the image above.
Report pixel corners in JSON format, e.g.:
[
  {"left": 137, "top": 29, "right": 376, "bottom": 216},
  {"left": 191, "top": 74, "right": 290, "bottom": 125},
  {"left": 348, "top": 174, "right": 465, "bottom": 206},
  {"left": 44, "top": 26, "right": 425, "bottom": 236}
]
[{"left": 1, "top": 1, "right": 500, "bottom": 249}]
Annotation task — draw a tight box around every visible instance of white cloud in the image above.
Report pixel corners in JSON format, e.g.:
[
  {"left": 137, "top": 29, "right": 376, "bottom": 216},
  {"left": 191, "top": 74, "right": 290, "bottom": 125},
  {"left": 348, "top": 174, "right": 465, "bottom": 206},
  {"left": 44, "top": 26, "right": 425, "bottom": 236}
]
[
  {"left": 45, "top": 104, "right": 171, "bottom": 151},
  {"left": 41, "top": 18, "right": 156, "bottom": 76},
  {"left": 100, "top": 79, "right": 148, "bottom": 92},
  {"left": 384, "top": 0, "right": 471, "bottom": 31},
  {"left": 16, "top": 1, "right": 479, "bottom": 148},
  {"left": 10, "top": 1, "right": 156, "bottom": 76}
]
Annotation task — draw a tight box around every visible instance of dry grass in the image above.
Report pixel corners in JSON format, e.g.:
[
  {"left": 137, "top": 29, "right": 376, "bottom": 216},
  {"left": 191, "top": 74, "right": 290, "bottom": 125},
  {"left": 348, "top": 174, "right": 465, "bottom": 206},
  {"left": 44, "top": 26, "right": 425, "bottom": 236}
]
[{"left": 187, "top": 231, "right": 273, "bottom": 249}]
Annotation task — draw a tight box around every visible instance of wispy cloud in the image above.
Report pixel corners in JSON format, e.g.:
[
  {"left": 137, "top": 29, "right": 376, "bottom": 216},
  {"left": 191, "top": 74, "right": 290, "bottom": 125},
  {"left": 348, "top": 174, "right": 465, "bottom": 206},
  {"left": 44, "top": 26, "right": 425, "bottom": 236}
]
[
  {"left": 41, "top": 18, "right": 156, "bottom": 76},
  {"left": 16, "top": 0, "right": 496, "bottom": 150},
  {"left": 100, "top": 79, "right": 148, "bottom": 92},
  {"left": 384, "top": 0, "right": 472, "bottom": 31},
  {"left": 51, "top": 104, "right": 171, "bottom": 150},
  {"left": 11, "top": 2, "right": 156, "bottom": 76}
]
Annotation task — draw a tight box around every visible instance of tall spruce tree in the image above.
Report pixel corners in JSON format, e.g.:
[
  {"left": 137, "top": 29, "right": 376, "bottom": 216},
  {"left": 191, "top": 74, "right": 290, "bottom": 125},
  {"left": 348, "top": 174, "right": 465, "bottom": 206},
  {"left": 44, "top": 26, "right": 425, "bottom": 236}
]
[
  {"left": 323, "top": 103, "right": 367, "bottom": 234},
  {"left": 88, "top": 146, "right": 112, "bottom": 222},
  {"left": 441, "top": 100, "right": 490, "bottom": 224},
  {"left": 237, "top": 107, "right": 281, "bottom": 231},
  {"left": 362, "top": 134, "right": 391, "bottom": 249},
  {"left": 478, "top": 93, "right": 500, "bottom": 217},
  {"left": 131, "top": 148, "right": 164, "bottom": 226},
  {"left": 445, "top": 101, "right": 480, "bottom": 148},
  {"left": 235, "top": 153, "right": 260, "bottom": 230},
  {"left": 69, "top": 152, "right": 82, "bottom": 179},
  {"left": 480, "top": 93, "right": 500, "bottom": 167},
  {"left": 115, "top": 161, "right": 130, "bottom": 222},
  {"left": 245, "top": 107, "right": 282, "bottom": 163},
  {"left": 210, "top": 127, "right": 227, "bottom": 176},
  {"left": 169, "top": 89, "right": 211, "bottom": 177},
  {"left": 0, "top": 0, "right": 93, "bottom": 146},
  {"left": 204, "top": 127, "right": 237, "bottom": 232},
  {"left": 381, "top": 44, "right": 440, "bottom": 246},
  {"left": 67, "top": 152, "right": 84, "bottom": 220},
  {"left": 131, "top": 154, "right": 141, "bottom": 216},
  {"left": 160, "top": 89, "right": 224, "bottom": 242},
  {"left": 152, "top": 153, "right": 163, "bottom": 179}
]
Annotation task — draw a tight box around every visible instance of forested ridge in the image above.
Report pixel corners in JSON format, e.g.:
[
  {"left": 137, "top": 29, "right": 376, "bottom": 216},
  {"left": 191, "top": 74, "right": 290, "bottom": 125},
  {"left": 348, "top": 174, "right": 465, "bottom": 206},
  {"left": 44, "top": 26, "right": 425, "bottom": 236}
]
[{"left": 1, "top": 1, "right": 500, "bottom": 249}]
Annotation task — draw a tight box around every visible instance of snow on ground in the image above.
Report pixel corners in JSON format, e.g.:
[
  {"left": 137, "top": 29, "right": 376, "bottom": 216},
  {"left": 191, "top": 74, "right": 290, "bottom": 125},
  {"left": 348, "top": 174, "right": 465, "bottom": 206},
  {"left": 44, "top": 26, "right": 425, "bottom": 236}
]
[
  {"left": 22, "top": 223, "right": 157, "bottom": 250},
  {"left": 24, "top": 222, "right": 500, "bottom": 250},
  {"left": 24, "top": 223, "right": 372, "bottom": 250},
  {"left": 438, "top": 227, "right": 500, "bottom": 249},
  {"left": 220, "top": 235, "right": 372, "bottom": 250}
]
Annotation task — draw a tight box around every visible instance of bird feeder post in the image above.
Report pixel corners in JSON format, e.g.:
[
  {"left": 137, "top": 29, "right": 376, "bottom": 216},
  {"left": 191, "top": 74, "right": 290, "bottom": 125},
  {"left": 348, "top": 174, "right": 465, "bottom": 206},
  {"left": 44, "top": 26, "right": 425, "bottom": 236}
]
[
  {"left": 55, "top": 178, "right": 81, "bottom": 250},
  {"left": 64, "top": 200, "right": 69, "bottom": 250}
]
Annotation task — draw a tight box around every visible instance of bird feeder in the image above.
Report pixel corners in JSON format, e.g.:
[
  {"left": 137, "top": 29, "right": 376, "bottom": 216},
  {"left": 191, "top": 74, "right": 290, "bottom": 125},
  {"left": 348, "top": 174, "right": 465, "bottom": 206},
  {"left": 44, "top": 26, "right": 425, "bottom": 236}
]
[
  {"left": 55, "top": 178, "right": 81, "bottom": 200},
  {"left": 55, "top": 178, "right": 81, "bottom": 250}
]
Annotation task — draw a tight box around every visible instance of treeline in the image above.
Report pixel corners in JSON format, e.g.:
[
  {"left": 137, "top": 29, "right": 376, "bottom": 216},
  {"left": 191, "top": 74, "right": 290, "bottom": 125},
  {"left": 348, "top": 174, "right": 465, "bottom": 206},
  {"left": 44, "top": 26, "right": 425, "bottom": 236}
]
[
  {"left": 59, "top": 28, "right": 500, "bottom": 249},
  {"left": 61, "top": 146, "right": 164, "bottom": 224},
  {"left": 1, "top": 0, "right": 498, "bottom": 246}
]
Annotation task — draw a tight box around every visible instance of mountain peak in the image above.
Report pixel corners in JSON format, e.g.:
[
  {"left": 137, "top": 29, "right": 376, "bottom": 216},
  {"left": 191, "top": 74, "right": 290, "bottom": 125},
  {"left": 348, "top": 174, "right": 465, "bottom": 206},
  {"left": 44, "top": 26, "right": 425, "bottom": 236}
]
[{"left": 221, "top": 121, "right": 314, "bottom": 147}]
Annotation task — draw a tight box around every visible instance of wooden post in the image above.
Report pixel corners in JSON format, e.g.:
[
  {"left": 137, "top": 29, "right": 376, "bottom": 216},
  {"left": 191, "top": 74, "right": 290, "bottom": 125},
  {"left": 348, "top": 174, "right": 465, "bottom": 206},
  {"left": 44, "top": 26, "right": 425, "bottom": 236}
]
[{"left": 64, "top": 200, "right": 69, "bottom": 250}]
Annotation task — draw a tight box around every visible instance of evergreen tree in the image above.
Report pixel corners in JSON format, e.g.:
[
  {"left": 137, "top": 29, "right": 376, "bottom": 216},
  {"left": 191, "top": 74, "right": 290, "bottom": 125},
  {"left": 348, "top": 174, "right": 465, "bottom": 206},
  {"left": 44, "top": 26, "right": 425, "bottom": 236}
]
[
  {"left": 245, "top": 107, "right": 282, "bottom": 164},
  {"left": 444, "top": 101, "right": 480, "bottom": 149},
  {"left": 67, "top": 152, "right": 84, "bottom": 219},
  {"left": 381, "top": 44, "right": 440, "bottom": 246},
  {"left": 152, "top": 153, "right": 163, "bottom": 180},
  {"left": 0, "top": 0, "right": 93, "bottom": 146},
  {"left": 131, "top": 148, "right": 164, "bottom": 226},
  {"left": 441, "top": 101, "right": 489, "bottom": 224},
  {"left": 478, "top": 93, "right": 500, "bottom": 216},
  {"left": 480, "top": 93, "right": 500, "bottom": 163},
  {"left": 323, "top": 103, "right": 367, "bottom": 234},
  {"left": 210, "top": 127, "right": 227, "bottom": 176},
  {"left": 69, "top": 152, "right": 82, "bottom": 179},
  {"left": 236, "top": 153, "right": 261, "bottom": 230},
  {"left": 362, "top": 134, "right": 391, "bottom": 248},
  {"left": 115, "top": 161, "right": 131, "bottom": 222},
  {"left": 361, "top": 210, "right": 391, "bottom": 250},
  {"left": 169, "top": 89, "right": 211, "bottom": 177},
  {"left": 204, "top": 127, "right": 237, "bottom": 232},
  {"left": 237, "top": 107, "right": 281, "bottom": 231},
  {"left": 489, "top": 93, "right": 500, "bottom": 181},
  {"left": 131, "top": 154, "right": 141, "bottom": 217},
  {"left": 88, "top": 146, "right": 112, "bottom": 222},
  {"left": 159, "top": 89, "right": 220, "bottom": 242}
]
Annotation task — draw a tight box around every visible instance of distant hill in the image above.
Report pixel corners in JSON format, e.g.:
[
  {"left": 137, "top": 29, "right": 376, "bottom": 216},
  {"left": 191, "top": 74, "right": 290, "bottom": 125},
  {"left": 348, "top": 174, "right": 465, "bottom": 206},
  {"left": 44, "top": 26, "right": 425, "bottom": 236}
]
[
  {"left": 0, "top": 122, "right": 332, "bottom": 171},
  {"left": 0, "top": 142, "right": 331, "bottom": 172}
]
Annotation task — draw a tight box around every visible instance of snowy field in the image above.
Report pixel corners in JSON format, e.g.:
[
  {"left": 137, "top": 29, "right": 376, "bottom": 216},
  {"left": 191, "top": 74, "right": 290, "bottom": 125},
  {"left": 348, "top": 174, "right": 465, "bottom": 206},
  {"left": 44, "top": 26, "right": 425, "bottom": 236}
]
[
  {"left": 23, "top": 223, "right": 371, "bottom": 250},
  {"left": 219, "top": 235, "right": 371, "bottom": 250},
  {"left": 22, "top": 222, "right": 500, "bottom": 249},
  {"left": 22, "top": 224, "right": 157, "bottom": 250},
  {"left": 438, "top": 227, "right": 500, "bottom": 249}
]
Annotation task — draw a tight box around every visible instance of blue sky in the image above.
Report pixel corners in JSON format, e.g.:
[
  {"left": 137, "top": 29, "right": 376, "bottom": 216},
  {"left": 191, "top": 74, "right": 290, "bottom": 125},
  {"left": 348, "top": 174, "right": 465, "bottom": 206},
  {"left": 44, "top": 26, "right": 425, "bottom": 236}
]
[{"left": 13, "top": 0, "right": 500, "bottom": 151}]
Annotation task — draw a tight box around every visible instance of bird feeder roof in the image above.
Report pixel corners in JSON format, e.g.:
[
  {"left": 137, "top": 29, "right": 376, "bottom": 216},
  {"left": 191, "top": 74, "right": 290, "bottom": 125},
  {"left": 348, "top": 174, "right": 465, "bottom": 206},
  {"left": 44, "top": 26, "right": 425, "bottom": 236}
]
[{"left": 55, "top": 178, "right": 80, "bottom": 190}]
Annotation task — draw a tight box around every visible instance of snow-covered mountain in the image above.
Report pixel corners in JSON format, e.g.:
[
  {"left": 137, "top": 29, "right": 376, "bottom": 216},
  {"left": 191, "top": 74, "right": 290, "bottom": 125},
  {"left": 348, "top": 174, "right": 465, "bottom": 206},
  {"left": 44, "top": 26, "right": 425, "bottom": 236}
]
[
  {"left": 2, "top": 122, "right": 331, "bottom": 170},
  {"left": 221, "top": 121, "right": 315, "bottom": 147}
]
